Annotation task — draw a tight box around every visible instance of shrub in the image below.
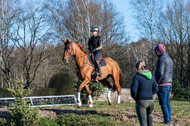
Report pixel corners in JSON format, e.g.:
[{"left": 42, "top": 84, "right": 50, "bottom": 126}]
[
  {"left": 31, "top": 88, "right": 56, "bottom": 96},
  {"left": 48, "top": 72, "right": 75, "bottom": 95},
  {"left": 6, "top": 78, "right": 40, "bottom": 126},
  {"left": 0, "top": 88, "right": 11, "bottom": 97},
  {"left": 172, "top": 75, "right": 190, "bottom": 100},
  {"left": 0, "top": 118, "right": 6, "bottom": 126},
  {"left": 56, "top": 113, "right": 114, "bottom": 126},
  {"left": 38, "top": 117, "right": 59, "bottom": 126}
]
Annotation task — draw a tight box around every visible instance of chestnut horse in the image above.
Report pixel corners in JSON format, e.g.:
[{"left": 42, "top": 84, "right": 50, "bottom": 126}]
[{"left": 62, "top": 40, "right": 123, "bottom": 108}]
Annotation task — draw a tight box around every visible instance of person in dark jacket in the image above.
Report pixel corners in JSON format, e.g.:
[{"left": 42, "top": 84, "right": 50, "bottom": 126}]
[
  {"left": 131, "top": 60, "right": 158, "bottom": 126},
  {"left": 88, "top": 27, "right": 102, "bottom": 77},
  {"left": 154, "top": 44, "right": 173, "bottom": 125}
]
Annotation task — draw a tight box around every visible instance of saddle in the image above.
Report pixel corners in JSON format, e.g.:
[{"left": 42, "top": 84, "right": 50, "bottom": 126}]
[{"left": 89, "top": 53, "right": 106, "bottom": 67}]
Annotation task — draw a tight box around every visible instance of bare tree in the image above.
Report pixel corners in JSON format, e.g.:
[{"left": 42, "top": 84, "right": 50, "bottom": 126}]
[
  {"left": 130, "top": 0, "right": 163, "bottom": 72},
  {"left": 0, "top": 0, "right": 20, "bottom": 88},
  {"left": 44, "top": 0, "right": 128, "bottom": 47},
  {"left": 12, "top": 1, "right": 49, "bottom": 88},
  {"left": 158, "top": 0, "right": 190, "bottom": 87}
]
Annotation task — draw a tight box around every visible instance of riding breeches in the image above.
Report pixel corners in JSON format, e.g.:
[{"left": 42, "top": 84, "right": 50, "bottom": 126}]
[{"left": 93, "top": 50, "right": 102, "bottom": 61}]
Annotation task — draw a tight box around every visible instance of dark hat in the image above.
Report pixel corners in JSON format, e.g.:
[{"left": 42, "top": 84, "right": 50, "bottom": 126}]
[{"left": 154, "top": 44, "right": 166, "bottom": 56}]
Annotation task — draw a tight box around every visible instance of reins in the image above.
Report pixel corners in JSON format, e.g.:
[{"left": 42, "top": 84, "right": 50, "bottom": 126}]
[{"left": 65, "top": 42, "right": 93, "bottom": 68}]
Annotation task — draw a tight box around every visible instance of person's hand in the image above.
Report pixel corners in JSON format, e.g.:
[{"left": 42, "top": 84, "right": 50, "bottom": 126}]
[
  {"left": 89, "top": 52, "right": 94, "bottom": 56},
  {"left": 91, "top": 49, "right": 96, "bottom": 53}
]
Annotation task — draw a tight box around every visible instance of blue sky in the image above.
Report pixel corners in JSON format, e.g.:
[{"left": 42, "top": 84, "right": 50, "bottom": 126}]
[{"left": 111, "top": 0, "right": 140, "bottom": 42}]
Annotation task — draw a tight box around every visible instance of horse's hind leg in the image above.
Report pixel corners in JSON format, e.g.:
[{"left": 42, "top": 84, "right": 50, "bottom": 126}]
[
  {"left": 99, "top": 79, "right": 114, "bottom": 106},
  {"left": 85, "top": 85, "right": 93, "bottom": 108},
  {"left": 111, "top": 75, "right": 121, "bottom": 107}
]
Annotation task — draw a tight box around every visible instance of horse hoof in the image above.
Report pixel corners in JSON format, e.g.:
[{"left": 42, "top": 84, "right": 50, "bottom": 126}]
[
  {"left": 88, "top": 103, "right": 93, "bottom": 108},
  {"left": 108, "top": 99, "right": 112, "bottom": 106},
  {"left": 77, "top": 101, "right": 82, "bottom": 108},
  {"left": 115, "top": 103, "right": 120, "bottom": 107}
]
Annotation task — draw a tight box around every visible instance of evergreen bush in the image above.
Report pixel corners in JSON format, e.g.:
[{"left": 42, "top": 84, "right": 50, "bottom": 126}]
[
  {"left": 38, "top": 117, "right": 59, "bottom": 126},
  {"left": 172, "top": 75, "right": 190, "bottom": 100},
  {"left": 6, "top": 78, "right": 40, "bottom": 126}
]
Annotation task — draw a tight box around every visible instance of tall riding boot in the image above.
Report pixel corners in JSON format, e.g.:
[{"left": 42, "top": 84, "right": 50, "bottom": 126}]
[{"left": 95, "top": 60, "right": 101, "bottom": 77}]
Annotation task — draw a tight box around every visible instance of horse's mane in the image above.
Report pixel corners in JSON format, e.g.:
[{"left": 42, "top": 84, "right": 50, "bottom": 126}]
[{"left": 77, "top": 43, "right": 88, "bottom": 54}]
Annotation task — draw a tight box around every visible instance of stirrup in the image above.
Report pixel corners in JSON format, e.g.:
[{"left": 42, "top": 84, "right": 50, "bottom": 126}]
[
  {"left": 91, "top": 74, "right": 98, "bottom": 83},
  {"left": 91, "top": 77, "right": 98, "bottom": 83},
  {"left": 96, "top": 71, "right": 101, "bottom": 77}
]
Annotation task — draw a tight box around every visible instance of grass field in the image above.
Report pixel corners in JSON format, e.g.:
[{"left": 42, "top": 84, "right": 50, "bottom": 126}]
[{"left": 36, "top": 100, "right": 190, "bottom": 126}]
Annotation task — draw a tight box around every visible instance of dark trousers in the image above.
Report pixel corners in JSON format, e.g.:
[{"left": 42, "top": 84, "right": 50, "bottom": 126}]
[
  {"left": 136, "top": 100, "right": 154, "bottom": 126},
  {"left": 93, "top": 50, "right": 101, "bottom": 74},
  {"left": 93, "top": 50, "right": 101, "bottom": 60},
  {"left": 157, "top": 85, "right": 172, "bottom": 124}
]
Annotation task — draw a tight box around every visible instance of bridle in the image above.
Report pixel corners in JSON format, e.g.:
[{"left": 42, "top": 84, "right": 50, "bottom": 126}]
[
  {"left": 64, "top": 43, "right": 74, "bottom": 61},
  {"left": 64, "top": 42, "right": 93, "bottom": 68},
  {"left": 64, "top": 42, "right": 88, "bottom": 60}
]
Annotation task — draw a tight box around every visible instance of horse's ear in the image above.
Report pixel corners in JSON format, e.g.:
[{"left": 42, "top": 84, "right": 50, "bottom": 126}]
[
  {"left": 61, "top": 39, "right": 67, "bottom": 43},
  {"left": 67, "top": 39, "right": 71, "bottom": 43}
]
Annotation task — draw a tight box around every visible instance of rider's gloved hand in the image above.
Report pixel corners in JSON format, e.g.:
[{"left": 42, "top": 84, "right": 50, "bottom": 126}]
[{"left": 91, "top": 49, "right": 96, "bottom": 53}]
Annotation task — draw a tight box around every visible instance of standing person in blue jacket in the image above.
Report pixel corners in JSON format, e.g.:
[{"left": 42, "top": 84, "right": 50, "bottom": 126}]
[
  {"left": 154, "top": 44, "right": 173, "bottom": 125},
  {"left": 131, "top": 60, "right": 158, "bottom": 126}
]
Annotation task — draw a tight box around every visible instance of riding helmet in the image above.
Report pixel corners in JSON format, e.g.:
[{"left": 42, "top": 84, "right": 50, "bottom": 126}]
[{"left": 91, "top": 27, "right": 99, "bottom": 32}]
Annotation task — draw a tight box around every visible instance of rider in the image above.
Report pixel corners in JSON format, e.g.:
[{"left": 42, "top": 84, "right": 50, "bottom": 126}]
[{"left": 88, "top": 27, "right": 102, "bottom": 77}]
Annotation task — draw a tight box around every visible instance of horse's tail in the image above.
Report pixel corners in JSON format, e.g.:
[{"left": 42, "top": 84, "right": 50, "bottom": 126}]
[
  {"left": 112, "top": 68, "right": 124, "bottom": 92},
  {"left": 119, "top": 69, "right": 124, "bottom": 87}
]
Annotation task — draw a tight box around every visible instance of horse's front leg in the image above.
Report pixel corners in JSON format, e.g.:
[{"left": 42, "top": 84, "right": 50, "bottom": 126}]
[
  {"left": 114, "top": 79, "right": 121, "bottom": 107},
  {"left": 77, "top": 78, "right": 91, "bottom": 108},
  {"left": 85, "top": 84, "right": 93, "bottom": 108}
]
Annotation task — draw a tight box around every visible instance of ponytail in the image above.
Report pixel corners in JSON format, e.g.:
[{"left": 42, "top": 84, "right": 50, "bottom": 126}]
[{"left": 136, "top": 60, "right": 145, "bottom": 70}]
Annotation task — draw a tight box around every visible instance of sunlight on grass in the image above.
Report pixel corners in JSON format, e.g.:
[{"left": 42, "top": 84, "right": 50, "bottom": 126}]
[
  {"left": 2, "top": 100, "right": 188, "bottom": 126},
  {"left": 38, "top": 100, "right": 189, "bottom": 125}
]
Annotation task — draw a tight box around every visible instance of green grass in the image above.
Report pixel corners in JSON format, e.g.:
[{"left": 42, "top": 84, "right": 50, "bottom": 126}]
[
  {"left": 38, "top": 100, "right": 189, "bottom": 126},
  {"left": 39, "top": 118, "right": 59, "bottom": 126},
  {"left": 1, "top": 100, "right": 189, "bottom": 126}
]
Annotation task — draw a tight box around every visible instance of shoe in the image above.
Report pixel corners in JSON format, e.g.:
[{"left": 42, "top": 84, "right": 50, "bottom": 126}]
[{"left": 162, "top": 122, "right": 170, "bottom": 126}]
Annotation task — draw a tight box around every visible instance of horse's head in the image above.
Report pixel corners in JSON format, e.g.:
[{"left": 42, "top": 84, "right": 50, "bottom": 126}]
[{"left": 62, "top": 40, "right": 74, "bottom": 63}]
